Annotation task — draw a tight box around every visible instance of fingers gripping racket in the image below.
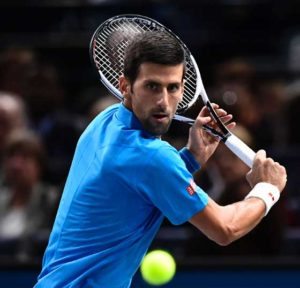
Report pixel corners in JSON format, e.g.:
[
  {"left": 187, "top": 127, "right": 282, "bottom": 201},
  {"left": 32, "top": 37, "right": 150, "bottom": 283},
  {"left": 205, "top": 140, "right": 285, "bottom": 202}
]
[{"left": 89, "top": 14, "right": 255, "bottom": 167}]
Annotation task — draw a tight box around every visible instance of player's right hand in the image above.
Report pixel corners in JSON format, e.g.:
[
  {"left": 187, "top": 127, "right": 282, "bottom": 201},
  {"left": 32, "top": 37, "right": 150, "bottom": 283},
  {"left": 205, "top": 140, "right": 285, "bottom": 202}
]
[{"left": 246, "top": 150, "right": 287, "bottom": 192}]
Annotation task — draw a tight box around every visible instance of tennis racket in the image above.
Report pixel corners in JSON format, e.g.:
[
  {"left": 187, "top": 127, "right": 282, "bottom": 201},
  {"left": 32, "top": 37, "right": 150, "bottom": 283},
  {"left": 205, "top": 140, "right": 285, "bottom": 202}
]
[{"left": 89, "top": 14, "right": 255, "bottom": 168}]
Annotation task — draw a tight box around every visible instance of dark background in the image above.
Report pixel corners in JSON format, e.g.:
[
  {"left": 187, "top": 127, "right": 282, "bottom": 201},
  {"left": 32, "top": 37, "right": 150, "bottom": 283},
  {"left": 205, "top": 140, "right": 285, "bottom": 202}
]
[{"left": 1, "top": 0, "right": 300, "bottom": 106}]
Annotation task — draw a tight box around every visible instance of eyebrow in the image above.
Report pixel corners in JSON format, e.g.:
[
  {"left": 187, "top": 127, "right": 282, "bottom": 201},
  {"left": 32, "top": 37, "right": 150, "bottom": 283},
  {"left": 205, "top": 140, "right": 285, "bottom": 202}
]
[{"left": 144, "top": 79, "right": 182, "bottom": 86}]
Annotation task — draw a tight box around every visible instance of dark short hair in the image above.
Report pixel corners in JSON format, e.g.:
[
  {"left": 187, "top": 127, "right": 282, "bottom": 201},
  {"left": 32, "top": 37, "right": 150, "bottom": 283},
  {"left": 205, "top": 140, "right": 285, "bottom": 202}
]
[
  {"left": 4, "top": 129, "right": 46, "bottom": 171},
  {"left": 123, "top": 31, "right": 185, "bottom": 84}
]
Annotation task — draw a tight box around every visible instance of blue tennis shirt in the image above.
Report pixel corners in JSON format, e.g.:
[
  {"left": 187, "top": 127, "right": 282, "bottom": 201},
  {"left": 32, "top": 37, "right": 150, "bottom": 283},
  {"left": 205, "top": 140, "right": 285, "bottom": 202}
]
[{"left": 35, "top": 103, "right": 208, "bottom": 288}]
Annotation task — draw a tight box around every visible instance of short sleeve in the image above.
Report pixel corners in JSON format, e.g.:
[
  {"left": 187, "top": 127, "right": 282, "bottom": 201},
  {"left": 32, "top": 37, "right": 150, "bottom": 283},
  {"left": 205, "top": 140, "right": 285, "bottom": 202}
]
[{"left": 138, "top": 145, "right": 208, "bottom": 225}]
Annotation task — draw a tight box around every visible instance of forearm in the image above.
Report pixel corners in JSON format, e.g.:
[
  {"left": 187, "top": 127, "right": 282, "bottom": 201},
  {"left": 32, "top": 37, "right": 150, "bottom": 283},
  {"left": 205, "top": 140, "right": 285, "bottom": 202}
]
[
  {"left": 190, "top": 196, "right": 267, "bottom": 246},
  {"left": 220, "top": 197, "right": 266, "bottom": 242},
  {"left": 223, "top": 182, "right": 281, "bottom": 241}
]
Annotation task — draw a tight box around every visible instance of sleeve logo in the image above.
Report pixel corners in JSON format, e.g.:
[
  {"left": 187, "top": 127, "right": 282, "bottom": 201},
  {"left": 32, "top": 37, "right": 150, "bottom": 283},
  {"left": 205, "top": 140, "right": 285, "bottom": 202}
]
[{"left": 186, "top": 179, "right": 197, "bottom": 196}]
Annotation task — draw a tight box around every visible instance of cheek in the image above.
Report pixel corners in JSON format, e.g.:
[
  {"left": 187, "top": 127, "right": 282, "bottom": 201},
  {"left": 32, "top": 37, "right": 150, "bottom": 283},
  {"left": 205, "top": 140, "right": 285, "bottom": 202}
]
[
  {"left": 130, "top": 94, "right": 146, "bottom": 118},
  {"left": 131, "top": 88, "right": 150, "bottom": 110}
]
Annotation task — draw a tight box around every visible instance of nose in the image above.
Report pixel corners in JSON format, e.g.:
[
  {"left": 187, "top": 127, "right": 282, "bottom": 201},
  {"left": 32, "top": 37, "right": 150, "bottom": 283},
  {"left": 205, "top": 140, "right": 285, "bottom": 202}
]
[{"left": 156, "top": 88, "right": 169, "bottom": 108}]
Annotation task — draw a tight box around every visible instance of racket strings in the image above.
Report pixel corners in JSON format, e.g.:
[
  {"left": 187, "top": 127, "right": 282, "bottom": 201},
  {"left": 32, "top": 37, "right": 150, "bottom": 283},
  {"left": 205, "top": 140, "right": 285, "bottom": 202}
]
[
  {"left": 92, "top": 18, "right": 199, "bottom": 113},
  {"left": 94, "top": 22, "right": 140, "bottom": 89}
]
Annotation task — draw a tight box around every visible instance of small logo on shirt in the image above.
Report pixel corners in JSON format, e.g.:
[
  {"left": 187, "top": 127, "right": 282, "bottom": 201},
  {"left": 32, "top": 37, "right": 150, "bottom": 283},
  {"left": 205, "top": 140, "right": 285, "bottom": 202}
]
[
  {"left": 186, "top": 179, "right": 197, "bottom": 196},
  {"left": 268, "top": 192, "right": 275, "bottom": 202}
]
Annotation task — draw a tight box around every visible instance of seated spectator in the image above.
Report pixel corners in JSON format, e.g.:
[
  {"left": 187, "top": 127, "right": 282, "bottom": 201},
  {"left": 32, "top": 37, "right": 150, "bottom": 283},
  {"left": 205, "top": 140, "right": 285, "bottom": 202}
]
[
  {"left": 0, "top": 47, "right": 82, "bottom": 186},
  {"left": 0, "top": 130, "right": 59, "bottom": 262},
  {"left": 0, "top": 91, "right": 28, "bottom": 161}
]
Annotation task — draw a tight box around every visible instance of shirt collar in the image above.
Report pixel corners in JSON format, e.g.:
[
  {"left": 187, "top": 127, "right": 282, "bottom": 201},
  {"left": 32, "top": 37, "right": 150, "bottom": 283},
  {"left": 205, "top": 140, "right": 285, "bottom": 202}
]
[{"left": 115, "top": 103, "right": 156, "bottom": 138}]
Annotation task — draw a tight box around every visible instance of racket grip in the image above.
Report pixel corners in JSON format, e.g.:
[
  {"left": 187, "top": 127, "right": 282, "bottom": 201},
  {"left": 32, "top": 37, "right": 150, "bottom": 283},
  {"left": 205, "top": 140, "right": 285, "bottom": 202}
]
[{"left": 224, "top": 134, "right": 256, "bottom": 168}]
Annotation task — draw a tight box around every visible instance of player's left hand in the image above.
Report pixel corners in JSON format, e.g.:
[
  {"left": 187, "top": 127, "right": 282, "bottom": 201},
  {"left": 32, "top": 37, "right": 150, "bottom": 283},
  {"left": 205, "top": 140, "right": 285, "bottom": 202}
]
[{"left": 186, "top": 103, "right": 235, "bottom": 165}]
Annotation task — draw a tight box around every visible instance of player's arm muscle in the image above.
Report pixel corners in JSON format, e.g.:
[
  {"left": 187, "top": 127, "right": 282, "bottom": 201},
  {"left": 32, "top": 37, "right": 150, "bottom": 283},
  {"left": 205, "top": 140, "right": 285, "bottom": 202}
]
[{"left": 189, "top": 197, "right": 265, "bottom": 246}]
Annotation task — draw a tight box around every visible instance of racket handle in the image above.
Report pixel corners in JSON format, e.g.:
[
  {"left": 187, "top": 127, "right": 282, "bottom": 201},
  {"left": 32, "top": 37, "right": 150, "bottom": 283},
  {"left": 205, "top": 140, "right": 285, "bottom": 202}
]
[{"left": 224, "top": 134, "right": 255, "bottom": 168}]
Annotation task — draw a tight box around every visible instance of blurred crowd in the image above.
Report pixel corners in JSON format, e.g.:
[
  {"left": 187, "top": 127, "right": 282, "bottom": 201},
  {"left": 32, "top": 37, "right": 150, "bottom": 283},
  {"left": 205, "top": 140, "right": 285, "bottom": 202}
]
[
  {"left": 0, "top": 47, "right": 118, "bottom": 263},
  {"left": 0, "top": 45, "right": 299, "bottom": 265}
]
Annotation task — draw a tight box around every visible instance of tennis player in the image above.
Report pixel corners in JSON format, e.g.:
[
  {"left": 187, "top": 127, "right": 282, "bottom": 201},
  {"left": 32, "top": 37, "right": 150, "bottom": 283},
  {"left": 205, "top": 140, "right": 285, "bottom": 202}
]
[{"left": 35, "top": 32, "right": 287, "bottom": 287}]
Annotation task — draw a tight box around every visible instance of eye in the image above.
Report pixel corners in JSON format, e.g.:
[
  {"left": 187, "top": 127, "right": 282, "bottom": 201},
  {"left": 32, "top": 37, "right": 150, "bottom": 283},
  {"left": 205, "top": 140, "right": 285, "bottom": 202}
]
[
  {"left": 146, "top": 82, "right": 159, "bottom": 91},
  {"left": 168, "top": 84, "right": 180, "bottom": 93}
]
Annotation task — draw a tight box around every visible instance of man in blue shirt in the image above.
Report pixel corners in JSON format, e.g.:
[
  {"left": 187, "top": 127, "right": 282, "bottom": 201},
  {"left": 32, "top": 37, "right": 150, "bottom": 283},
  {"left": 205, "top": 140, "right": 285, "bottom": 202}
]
[{"left": 35, "top": 32, "right": 287, "bottom": 287}]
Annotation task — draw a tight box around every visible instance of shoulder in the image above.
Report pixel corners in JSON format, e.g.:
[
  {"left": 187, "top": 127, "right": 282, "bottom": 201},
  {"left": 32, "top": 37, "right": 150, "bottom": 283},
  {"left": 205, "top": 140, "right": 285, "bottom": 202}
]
[
  {"left": 89, "top": 103, "right": 120, "bottom": 126},
  {"left": 145, "top": 140, "right": 183, "bottom": 168},
  {"left": 78, "top": 103, "right": 120, "bottom": 142}
]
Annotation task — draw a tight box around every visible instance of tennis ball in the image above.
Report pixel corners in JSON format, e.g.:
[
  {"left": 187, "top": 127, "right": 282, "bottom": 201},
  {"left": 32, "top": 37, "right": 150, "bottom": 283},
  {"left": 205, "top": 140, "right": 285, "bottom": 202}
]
[{"left": 140, "top": 250, "right": 176, "bottom": 286}]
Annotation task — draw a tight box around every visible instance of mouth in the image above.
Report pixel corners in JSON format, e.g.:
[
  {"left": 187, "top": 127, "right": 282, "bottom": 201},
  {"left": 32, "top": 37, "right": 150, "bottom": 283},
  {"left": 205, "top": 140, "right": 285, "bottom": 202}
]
[{"left": 152, "top": 113, "right": 169, "bottom": 123}]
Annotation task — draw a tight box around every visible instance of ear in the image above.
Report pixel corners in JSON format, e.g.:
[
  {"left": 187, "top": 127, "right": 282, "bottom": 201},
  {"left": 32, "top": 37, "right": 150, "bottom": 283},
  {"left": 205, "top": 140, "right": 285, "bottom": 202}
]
[
  {"left": 119, "top": 75, "right": 130, "bottom": 97},
  {"left": 119, "top": 75, "right": 132, "bottom": 108}
]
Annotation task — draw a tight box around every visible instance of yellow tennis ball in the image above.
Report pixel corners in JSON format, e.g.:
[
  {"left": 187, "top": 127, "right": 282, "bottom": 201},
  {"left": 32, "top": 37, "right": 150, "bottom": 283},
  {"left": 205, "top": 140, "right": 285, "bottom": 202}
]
[{"left": 140, "top": 250, "right": 176, "bottom": 286}]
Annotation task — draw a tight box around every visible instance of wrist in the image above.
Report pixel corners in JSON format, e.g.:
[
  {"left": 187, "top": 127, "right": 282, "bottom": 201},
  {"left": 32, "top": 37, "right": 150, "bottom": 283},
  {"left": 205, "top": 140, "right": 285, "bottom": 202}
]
[
  {"left": 245, "top": 182, "right": 280, "bottom": 216},
  {"left": 185, "top": 145, "right": 205, "bottom": 166}
]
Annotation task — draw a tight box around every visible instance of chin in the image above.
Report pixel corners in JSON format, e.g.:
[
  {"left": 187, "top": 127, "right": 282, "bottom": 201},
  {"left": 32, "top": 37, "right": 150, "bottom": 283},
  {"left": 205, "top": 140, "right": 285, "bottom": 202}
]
[
  {"left": 140, "top": 116, "right": 172, "bottom": 136},
  {"left": 147, "top": 123, "right": 171, "bottom": 136}
]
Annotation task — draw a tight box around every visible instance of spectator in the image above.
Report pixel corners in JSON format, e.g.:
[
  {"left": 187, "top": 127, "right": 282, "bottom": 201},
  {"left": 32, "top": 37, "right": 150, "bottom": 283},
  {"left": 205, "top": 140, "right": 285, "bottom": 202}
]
[
  {"left": 0, "top": 47, "right": 83, "bottom": 185},
  {"left": 0, "top": 91, "right": 28, "bottom": 162},
  {"left": 0, "top": 130, "right": 59, "bottom": 261}
]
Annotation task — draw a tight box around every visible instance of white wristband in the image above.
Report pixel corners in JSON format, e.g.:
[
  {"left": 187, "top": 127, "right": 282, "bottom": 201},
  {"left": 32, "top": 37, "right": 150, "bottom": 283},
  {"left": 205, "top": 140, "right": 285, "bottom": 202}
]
[{"left": 245, "top": 182, "right": 280, "bottom": 216}]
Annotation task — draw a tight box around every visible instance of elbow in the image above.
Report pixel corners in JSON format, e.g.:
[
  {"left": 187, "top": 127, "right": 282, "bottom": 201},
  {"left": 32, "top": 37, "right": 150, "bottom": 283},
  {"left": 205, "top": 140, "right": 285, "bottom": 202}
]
[
  {"left": 213, "top": 224, "right": 237, "bottom": 246},
  {"left": 214, "top": 236, "right": 232, "bottom": 247}
]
